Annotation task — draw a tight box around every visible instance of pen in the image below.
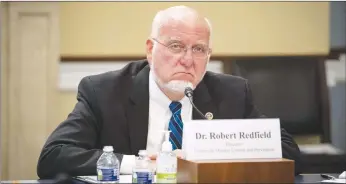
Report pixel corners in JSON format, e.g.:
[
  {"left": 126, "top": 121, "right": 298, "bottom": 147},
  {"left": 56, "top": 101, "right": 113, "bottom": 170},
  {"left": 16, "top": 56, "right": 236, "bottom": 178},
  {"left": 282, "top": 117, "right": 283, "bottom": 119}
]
[{"left": 321, "top": 174, "right": 337, "bottom": 180}]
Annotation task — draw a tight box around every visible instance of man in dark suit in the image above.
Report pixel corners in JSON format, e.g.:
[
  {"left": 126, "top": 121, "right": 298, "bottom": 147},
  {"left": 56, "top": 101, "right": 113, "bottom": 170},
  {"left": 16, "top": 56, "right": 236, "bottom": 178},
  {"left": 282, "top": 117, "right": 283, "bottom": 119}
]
[{"left": 37, "top": 5, "right": 302, "bottom": 179}]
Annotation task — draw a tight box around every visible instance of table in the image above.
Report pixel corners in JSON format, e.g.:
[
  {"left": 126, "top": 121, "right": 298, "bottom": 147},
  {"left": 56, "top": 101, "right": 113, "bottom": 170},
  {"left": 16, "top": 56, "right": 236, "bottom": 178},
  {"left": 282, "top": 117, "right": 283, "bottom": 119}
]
[{"left": 1, "top": 174, "right": 340, "bottom": 184}]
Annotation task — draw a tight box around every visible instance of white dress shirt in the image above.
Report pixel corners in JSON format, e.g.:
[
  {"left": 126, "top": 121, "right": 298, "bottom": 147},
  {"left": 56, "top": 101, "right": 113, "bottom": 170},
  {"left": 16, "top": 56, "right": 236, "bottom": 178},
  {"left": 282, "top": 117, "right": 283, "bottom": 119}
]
[{"left": 119, "top": 70, "right": 192, "bottom": 174}]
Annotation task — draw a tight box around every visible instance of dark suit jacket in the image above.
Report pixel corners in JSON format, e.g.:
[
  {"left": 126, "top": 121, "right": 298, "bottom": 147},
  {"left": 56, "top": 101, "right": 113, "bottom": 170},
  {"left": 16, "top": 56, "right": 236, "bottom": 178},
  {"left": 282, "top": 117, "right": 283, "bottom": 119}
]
[{"left": 37, "top": 60, "right": 302, "bottom": 179}]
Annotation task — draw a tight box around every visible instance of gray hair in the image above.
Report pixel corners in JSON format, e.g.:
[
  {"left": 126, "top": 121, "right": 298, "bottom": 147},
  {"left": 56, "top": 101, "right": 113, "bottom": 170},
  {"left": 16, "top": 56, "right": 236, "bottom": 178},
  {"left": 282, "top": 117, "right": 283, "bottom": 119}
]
[{"left": 150, "top": 6, "right": 212, "bottom": 46}]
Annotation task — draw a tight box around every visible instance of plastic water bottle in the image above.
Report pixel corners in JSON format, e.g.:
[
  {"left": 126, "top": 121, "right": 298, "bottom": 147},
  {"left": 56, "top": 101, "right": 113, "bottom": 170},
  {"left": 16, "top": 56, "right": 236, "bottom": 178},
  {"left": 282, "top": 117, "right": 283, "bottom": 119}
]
[
  {"left": 97, "top": 146, "right": 120, "bottom": 183},
  {"left": 132, "top": 150, "right": 154, "bottom": 184}
]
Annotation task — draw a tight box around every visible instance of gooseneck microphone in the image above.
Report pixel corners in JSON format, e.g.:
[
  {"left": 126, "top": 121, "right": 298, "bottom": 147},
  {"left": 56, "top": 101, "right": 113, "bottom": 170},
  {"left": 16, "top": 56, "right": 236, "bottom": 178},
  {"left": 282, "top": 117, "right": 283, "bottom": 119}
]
[{"left": 184, "top": 87, "right": 208, "bottom": 120}]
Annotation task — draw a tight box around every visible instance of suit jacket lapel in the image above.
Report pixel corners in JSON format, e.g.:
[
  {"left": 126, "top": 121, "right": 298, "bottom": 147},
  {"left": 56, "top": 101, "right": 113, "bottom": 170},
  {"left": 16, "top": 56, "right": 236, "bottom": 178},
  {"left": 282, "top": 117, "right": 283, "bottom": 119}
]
[
  {"left": 192, "top": 80, "right": 217, "bottom": 120},
  {"left": 126, "top": 65, "right": 150, "bottom": 154},
  {"left": 126, "top": 66, "right": 217, "bottom": 154}
]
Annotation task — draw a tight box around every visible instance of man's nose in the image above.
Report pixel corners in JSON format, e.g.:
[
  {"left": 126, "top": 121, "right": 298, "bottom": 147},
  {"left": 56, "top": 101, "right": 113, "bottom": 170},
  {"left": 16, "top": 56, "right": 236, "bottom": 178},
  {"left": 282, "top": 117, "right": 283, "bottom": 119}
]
[{"left": 180, "top": 49, "right": 193, "bottom": 67}]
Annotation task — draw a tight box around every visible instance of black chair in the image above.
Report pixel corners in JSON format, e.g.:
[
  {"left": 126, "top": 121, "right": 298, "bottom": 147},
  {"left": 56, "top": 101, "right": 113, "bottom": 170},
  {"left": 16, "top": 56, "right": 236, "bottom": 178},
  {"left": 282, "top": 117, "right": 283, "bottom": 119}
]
[{"left": 230, "top": 56, "right": 346, "bottom": 173}]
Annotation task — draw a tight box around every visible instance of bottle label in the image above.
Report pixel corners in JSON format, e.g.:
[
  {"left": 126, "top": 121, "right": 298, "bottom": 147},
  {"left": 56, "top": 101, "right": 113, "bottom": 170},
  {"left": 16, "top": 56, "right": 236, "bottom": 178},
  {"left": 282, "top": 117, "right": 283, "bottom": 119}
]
[
  {"left": 132, "top": 172, "right": 153, "bottom": 184},
  {"left": 156, "top": 173, "right": 177, "bottom": 183},
  {"left": 97, "top": 168, "right": 119, "bottom": 181}
]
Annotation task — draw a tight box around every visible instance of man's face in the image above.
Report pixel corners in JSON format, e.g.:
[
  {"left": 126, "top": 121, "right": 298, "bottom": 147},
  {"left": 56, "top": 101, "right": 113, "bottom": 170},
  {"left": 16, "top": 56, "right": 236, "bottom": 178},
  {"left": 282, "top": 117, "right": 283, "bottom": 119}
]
[{"left": 146, "top": 19, "right": 211, "bottom": 91}]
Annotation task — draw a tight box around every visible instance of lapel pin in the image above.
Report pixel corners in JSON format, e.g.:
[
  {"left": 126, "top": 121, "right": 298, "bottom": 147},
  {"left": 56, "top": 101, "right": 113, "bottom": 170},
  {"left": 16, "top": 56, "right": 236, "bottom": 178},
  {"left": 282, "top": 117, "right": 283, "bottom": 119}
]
[{"left": 205, "top": 112, "right": 213, "bottom": 120}]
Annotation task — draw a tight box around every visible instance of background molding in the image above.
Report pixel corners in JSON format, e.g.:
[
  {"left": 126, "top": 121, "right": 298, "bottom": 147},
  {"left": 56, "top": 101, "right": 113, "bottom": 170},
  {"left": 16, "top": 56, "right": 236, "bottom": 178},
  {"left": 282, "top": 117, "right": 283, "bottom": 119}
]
[{"left": 59, "top": 60, "right": 225, "bottom": 91}]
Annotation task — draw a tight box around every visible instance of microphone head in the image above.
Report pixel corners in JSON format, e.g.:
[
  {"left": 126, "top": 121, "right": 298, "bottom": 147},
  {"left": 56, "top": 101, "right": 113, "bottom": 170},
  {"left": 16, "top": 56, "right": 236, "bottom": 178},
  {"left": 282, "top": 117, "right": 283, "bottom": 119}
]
[{"left": 184, "top": 87, "right": 193, "bottom": 97}]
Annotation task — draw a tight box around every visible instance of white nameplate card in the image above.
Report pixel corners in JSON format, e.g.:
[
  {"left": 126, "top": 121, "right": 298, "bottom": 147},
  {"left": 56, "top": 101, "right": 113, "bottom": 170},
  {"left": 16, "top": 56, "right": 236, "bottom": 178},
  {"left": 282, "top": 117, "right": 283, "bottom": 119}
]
[{"left": 182, "top": 119, "right": 282, "bottom": 160}]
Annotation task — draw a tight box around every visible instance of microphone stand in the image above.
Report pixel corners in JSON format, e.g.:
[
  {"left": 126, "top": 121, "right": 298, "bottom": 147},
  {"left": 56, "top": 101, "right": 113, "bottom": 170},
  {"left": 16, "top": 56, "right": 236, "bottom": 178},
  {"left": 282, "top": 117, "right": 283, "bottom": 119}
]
[{"left": 184, "top": 87, "right": 208, "bottom": 120}]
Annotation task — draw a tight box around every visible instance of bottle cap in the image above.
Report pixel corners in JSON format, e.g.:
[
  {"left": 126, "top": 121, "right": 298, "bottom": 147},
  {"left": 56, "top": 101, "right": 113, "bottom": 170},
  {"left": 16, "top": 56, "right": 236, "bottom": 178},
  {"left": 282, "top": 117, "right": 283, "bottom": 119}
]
[
  {"left": 103, "top": 146, "right": 114, "bottom": 152},
  {"left": 161, "top": 131, "right": 172, "bottom": 152}
]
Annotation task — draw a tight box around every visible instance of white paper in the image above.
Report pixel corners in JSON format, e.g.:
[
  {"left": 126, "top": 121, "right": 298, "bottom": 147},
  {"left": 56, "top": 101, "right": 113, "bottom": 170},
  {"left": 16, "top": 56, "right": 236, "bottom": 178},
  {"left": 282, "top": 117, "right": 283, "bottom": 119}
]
[
  {"left": 321, "top": 172, "right": 346, "bottom": 183},
  {"left": 321, "top": 179, "right": 346, "bottom": 183},
  {"left": 75, "top": 175, "right": 133, "bottom": 183}
]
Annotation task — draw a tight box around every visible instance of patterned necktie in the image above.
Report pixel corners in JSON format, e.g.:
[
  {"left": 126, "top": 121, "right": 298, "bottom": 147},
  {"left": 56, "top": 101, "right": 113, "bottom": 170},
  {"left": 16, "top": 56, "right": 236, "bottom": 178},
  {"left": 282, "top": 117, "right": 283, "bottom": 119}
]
[{"left": 168, "top": 101, "right": 183, "bottom": 150}]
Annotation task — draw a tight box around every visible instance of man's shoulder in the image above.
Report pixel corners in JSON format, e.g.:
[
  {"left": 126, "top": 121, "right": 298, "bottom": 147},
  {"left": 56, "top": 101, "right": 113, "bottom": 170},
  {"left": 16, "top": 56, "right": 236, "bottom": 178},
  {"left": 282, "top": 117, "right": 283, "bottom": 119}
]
[
  {"left": 199, "top": 71, "right": 249, "bottom": 105},
  {"left": 204, "top": 71, "right": 248, "bottom": 88},
  {"left": 80, "top": 59, "right": 148, "bottom": 86},
  {"left": 200, "top": 71, "right": 249, "bottom": 104}
]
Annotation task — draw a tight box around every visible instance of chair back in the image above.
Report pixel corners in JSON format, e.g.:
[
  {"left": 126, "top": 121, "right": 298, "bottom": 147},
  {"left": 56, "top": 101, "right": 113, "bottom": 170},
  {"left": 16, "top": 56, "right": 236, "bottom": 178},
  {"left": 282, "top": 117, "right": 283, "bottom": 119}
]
[{"left": 231, "top": 57, "right": 331, "bottom": 142}]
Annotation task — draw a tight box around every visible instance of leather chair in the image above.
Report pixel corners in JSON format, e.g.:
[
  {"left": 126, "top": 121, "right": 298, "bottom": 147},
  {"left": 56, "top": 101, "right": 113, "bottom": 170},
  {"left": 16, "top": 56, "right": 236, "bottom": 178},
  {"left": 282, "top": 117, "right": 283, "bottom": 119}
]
[{"left": 230, "top": 56, "right": 346, "bottom": 173}]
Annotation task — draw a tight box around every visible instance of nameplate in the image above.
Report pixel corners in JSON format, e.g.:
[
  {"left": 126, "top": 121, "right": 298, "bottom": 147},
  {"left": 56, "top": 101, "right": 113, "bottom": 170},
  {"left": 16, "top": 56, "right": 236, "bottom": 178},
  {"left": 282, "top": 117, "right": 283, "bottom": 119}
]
[{"left": 182, "top": 119, "right": 282, "bottom": 160}]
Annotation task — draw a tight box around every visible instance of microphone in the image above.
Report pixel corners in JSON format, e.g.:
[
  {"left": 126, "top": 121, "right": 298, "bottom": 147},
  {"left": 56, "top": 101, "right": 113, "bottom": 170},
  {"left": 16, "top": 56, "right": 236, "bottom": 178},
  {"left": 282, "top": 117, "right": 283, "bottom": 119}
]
[{"left": 184, "top": 87, "right": 208, "bottom": 120}]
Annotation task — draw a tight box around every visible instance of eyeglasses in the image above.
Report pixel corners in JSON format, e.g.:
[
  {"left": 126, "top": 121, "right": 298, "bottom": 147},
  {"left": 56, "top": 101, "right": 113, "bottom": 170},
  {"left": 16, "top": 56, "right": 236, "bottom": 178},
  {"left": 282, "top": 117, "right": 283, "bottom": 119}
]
[{"left": 152, "top": 38, "right": 211, "bottom": 59}]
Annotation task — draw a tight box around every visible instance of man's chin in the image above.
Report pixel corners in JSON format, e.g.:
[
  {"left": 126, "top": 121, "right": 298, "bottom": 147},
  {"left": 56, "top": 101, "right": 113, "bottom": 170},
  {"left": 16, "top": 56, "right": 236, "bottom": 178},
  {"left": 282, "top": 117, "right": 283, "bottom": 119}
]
[{"left": 163, "top": 80, "right": 194, "bottom": 94}]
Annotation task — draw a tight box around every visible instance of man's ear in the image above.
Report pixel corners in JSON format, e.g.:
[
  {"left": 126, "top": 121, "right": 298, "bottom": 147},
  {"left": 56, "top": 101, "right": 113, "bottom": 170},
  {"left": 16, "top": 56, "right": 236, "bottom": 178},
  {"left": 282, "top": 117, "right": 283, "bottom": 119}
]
[
  {"left": 207, "top": 48, "right": 212, "bottom": 61},
  {"left": 146, "top": 39, "right": 154, "bottom": 63},
  {"left": 208, "top": 48, "right": 213, "bottom": 56}
]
